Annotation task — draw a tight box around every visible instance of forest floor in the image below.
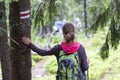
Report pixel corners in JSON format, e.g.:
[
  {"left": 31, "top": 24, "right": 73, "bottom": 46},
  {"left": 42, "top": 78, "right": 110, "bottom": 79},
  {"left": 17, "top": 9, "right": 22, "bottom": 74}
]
[
  {"left": 32, "top": 60, "right": 47, "bottom": 78},
  {"left": 31, "top": 57, "right": 120, "bottom": 80}
]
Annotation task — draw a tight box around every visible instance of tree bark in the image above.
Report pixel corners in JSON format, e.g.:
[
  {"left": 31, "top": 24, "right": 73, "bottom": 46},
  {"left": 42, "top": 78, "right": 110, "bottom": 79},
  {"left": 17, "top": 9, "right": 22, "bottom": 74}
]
[
  {"left": 18, "top": 0, "right": 31, "bottom": 79},
  {"left": 9, "top": 1, "right": 31, "bottom": 80},
  {"left": 0, "top": 1, "right": 12, "bottom": 80},
  {"left": 83, "top": 0, "right": 88, "bottom": 37}
]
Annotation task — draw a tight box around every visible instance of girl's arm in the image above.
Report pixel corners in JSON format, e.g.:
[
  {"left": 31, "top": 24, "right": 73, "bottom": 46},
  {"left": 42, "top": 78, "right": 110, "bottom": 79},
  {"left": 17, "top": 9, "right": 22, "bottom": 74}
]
[
  {"left": 22, "top": 36, "right": 60, "bottom": 56},
  {"left": 29, "top": 43, "right": 59, "bottom": 56},
  {"left": 79, "top": 45, "right": 89, "bottom": 71}
]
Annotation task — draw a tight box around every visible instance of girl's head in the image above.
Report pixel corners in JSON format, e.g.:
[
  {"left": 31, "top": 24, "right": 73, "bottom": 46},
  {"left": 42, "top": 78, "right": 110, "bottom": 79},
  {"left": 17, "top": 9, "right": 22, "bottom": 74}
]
[{"left": 62, "top": 22, "right": 75, "bottom": 43}]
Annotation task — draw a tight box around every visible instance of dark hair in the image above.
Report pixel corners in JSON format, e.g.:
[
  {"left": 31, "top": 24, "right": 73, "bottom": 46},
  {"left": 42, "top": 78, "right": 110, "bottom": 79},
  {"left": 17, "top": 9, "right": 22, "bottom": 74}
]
[{"left": 62, "top": 22, "right": 75, "bottom": 43}]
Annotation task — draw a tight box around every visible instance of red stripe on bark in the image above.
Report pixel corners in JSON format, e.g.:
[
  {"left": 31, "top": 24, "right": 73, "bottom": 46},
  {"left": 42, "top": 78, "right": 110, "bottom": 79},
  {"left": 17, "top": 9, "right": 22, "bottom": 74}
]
[{"left": 20, "top": 12, "right": 30, "bottom": 17}]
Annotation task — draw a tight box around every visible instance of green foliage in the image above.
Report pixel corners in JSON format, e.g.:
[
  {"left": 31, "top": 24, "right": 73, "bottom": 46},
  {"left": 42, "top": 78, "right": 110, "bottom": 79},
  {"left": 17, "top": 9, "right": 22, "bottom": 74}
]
[
  {"left": 30, "top": 0, "right": 120, "bottom": 79},
  {"left": 9, "top": 0, "right": 18, "bottom": 3},
  {"left": 33, "top": 75, "right": 55, "bottom": 80},
  {"left": 90, "top": 0, "right": 112, "bottom": 32},
  {"left": 45, "top": 56, "right": 57, "bottom": 74},
  {"left": 89, "top": 46, "right": 120, "bottom": 80},
  {"left": 32, "top": 59, "right": 36, "bottom": 67},
  {"left": 31, "top": 0, "right": 58, "bottom": 28},
  {"left": 87, "top": 0, "right": 111, "bottom": 26},
  {"left": 89, "top": 0, "right": 120, "bottom": 59},
  {"left": 33, "top": 30, "right": 120, "bottom": 80},
  {"left": 32, "top": 55, "right": 43, "bottom": 62},
  {"left": 51, "top": 34, "right": 62, "bottom": 44},
  {"left": 31, "top": 0, "right": 84, "bottom": 32},
  {"left": 32, "top": 55, "right": 43, "bottom": 67},
  {"left": 100, "top": 42, "right": 109, "bottom": 59}
]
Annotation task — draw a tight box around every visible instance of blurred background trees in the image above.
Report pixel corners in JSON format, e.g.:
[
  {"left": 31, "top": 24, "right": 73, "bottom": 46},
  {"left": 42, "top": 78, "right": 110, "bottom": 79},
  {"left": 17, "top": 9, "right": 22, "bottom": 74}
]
[
  {"left": 0, "top": 0, "right": 120, "bottom": 80},
  {"left": 31, "top": 0, "right": 120, "bottom": 59}
]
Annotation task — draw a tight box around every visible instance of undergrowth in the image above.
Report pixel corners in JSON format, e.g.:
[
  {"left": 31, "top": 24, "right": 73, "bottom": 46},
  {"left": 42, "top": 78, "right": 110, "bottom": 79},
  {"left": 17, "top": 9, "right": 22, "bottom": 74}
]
[{"left": 32, "top": 30, "right": 120, "bottom": 80}]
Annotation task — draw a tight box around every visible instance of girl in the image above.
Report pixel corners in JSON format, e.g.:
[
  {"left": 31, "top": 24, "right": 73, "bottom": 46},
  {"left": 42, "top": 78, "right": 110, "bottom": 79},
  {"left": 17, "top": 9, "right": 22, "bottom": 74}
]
[{"left": 22, "top": 22, "right": 89, "bottom": 80}]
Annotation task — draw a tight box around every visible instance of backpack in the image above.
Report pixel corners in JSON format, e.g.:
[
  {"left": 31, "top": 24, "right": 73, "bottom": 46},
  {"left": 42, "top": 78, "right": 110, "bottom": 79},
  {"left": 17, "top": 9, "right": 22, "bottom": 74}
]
[{"left": 56, "top": 49, "right": 86, "bottom": 80}]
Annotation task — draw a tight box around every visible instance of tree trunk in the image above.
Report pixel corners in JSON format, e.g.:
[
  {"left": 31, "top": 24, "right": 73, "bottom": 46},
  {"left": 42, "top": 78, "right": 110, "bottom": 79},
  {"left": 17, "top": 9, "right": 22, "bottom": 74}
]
[
  {"left": 83, "top": 0, "right": 88, "bottom": 37},
  {"left": 0, "top": 1, "right": 12, "bottom": 80},
  {"left": 18, "top": 0, "right": 31, "bottom": 79},
  {"left": 9, "top": 1, "right": 31, "bottom": 80}
]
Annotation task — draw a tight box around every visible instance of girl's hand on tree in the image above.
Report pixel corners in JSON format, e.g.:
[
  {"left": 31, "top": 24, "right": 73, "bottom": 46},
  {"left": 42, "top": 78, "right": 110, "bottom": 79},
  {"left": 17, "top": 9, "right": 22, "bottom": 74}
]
[{"left": 22, "top": 36, "right": 31, "bottom": 46}]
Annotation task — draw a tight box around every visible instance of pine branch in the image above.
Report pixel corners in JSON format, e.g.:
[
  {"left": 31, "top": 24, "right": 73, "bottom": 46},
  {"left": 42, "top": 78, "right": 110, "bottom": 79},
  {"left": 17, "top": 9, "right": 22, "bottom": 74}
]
[
  {"left": 90, "top": 1, "right": 114, "bottom": 32},
  {"left": 31, "top": 0, "right": 58, "bottom": 29},
  {"left": 90, "top": 0, "right": 120, "bottom": 59}
]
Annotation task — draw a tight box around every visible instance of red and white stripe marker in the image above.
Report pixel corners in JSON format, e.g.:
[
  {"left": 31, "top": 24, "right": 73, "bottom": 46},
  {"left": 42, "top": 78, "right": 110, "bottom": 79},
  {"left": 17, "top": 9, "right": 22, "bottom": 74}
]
[{"left": 20, "top": 10, "right": 30, "bottom": 19}]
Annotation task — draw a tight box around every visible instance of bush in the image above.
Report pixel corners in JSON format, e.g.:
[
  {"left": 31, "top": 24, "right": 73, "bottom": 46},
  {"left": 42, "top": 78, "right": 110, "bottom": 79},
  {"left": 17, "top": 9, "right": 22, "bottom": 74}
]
[
  {"left": 45, "top": 56, "right": 57, "bottom": 74},
  {"left": 32, "top": 31, "right": 120, "bottom": 80},
  {"left": 32, "top": 55, "right": 43, "bottom": 62},
  {"left": 51, "top": 34, "right": 62, "bottom": 44},
  {"left": 32, "top": 55, "right": 43, "bottom": 67},
  {"left": 32, "top": 59, "right": 36, "bottom": 67}
]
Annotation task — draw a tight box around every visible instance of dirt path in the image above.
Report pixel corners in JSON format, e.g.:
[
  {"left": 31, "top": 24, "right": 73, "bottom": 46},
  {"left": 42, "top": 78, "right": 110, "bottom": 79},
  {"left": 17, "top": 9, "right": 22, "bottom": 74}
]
[{"left": 32, "top": 60, "right": 46, "bottom": 78}]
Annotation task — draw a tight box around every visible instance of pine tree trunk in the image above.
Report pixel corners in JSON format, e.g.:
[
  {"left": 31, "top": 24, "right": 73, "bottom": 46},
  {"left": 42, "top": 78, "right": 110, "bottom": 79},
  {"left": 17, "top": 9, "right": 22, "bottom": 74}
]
[
  {"left": 83, "top": 0, "right": 88, "bottom": 37},
  {"left": 18, "top": 0, "right": 31, "bottom": 79},
  {"left": 0, "top": 1, "right": 12, "bottom": 80},
  {"left": 9, "top": 1, "right": 31, "bottom": 80}
]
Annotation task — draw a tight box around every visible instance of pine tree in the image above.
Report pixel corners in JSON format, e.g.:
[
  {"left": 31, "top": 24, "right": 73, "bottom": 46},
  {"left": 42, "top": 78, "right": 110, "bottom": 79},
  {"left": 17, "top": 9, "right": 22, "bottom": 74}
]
[
  {"left": 9, "top": 0, "right": 31, "bottom": 80},
  {"left": 0, "top": 1, "right": 12, "bottom": 80},
  {"left": 90, "top": 0, "right": 120, "bottom": 59}
]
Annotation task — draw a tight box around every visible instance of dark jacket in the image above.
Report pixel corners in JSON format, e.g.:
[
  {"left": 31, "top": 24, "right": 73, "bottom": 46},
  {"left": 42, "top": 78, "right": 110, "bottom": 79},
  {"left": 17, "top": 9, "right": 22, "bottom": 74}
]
[{"left": 29, "top": 42, "right": 89, "bottom": 71}]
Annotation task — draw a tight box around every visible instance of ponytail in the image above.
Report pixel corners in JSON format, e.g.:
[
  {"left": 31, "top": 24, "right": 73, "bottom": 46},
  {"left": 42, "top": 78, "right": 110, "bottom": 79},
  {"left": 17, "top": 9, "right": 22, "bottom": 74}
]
[
  {"left": 62, "top": 22, "right": 75, "bottom": 43},
  {"left": 65, "top": 32, "right": 75, "bottom": 43}
]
